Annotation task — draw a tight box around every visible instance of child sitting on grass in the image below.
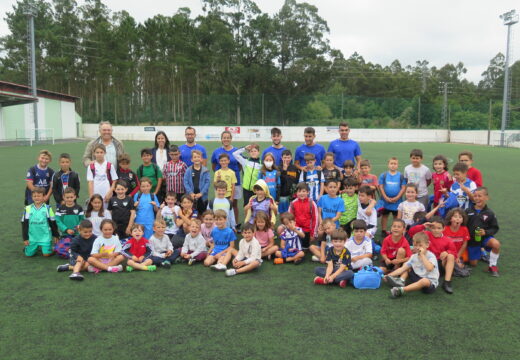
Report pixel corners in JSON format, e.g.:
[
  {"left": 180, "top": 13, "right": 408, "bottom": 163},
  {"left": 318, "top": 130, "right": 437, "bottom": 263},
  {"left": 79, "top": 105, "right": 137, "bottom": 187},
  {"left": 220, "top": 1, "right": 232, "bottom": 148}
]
[
  {"left": 380, "top": 219, "right": 412, "bottom": 274},
  {"left": 253, "top": 212, "right": 278, "bottom": 259},
  {"left": 313, "top": 228, "right": 353, "bottom": 288},
  {"left": 384, "top": 232, "right": 439, "bottom": 298},
  {"left": 201, "top": 210, "right": 216, "bottom": 248},
  {"left": 180, "top": 219, "right": 208, "bottom": 265},
  {"left": 57, "top": 220, "right": 97, "bottom": 281},
  {"left": 274, "top": 213, "right": 305, "bottom": 265},
  {"left": 122, "top": 223, "right": 156, "bottom": 272},
  {"left": 22, "top": 187, "right": 59, "bottom": 257},
  {"left": 223, "top": 223, "right": 263, "bottom": 277},
  {"left": 310, "top": 218, "right": 335, "bottom": 264},
  {"left": 149, "top": 220, "right": 177, "bottom": 268},
  {"left": 85, "top": 194, "right": 112, "bottom": 238},
  {"left": 346, "top": 220, "right": 373, "bottom": 270},
  {"left": 87, "top": 219, "right": 125, "bottom": 273},
  {"left": 205, "top": 210, "right": 236, "bottom": 270}
]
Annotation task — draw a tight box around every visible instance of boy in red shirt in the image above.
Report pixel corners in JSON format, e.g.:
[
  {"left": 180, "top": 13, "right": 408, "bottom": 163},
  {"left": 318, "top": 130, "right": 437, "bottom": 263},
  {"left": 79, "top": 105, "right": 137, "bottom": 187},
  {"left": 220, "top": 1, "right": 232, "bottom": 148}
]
[
  {"left": 410, "top": 217, "right": 457, "bottom": 294},
  {"left": 458, "top": 151, "right": 483, "bottom": 187},
  {"left": 380, "top": 219, "right": 412, "bottom": 274},
  {"left": 358, "top": 159, "right": 379, "bottom": 191},
  {"left": 121, "top": 224, "right": 156, "bottom": 272},
  {"left": 288, "top": 183, "right": 319, "bottom": 249}
]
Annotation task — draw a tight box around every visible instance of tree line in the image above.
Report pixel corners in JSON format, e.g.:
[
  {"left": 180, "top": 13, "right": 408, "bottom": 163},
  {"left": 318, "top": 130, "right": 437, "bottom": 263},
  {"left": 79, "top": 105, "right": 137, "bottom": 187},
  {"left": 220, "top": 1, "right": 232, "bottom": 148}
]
[{"left": 1, "top": 0, "right": 519, "bottom": 129}]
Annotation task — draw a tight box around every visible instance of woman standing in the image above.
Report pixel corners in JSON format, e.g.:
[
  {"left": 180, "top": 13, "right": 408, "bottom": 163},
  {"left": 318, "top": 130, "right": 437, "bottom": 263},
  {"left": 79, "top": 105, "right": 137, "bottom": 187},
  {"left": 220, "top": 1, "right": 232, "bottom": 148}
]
[{"left": 151, "top": 131, "right": 171, "bottom": 170}]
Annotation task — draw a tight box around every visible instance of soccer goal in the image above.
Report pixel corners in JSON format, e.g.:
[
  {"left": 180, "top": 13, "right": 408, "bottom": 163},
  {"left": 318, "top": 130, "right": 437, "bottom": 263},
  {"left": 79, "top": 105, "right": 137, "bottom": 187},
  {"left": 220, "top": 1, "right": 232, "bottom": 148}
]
[{"left": 16, "top": 128, "right": 55, "bottom": 146}]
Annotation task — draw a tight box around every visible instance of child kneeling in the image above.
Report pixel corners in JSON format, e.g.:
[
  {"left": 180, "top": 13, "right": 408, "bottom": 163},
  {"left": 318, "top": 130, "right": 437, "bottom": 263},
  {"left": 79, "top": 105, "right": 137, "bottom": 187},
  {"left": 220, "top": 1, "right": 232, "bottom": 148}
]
[
  {"left": 121, "top": 224, "right": 156, "bottom": 272},
  {"left": 384, "top": 232, "right": 439, "bottom": 298},
  {"left": 221, "top": 223, "right": 262, "bottom": 277},
  {"left": 313, "top": 228, "right": 354, "bottom": 288}
]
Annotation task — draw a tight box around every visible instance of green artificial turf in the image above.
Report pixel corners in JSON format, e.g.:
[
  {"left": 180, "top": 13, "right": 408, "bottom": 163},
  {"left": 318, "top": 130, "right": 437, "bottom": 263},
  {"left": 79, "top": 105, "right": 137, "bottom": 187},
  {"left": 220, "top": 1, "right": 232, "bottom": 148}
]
[{"left": 1, "top": 141, "right": 519, "bottom": 360}]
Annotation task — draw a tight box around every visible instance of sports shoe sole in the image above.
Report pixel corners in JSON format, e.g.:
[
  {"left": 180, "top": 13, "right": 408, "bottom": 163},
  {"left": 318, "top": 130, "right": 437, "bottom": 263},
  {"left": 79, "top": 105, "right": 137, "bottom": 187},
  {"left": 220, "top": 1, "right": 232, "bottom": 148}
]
[{"left": 385, "top": 276, "right": 405, "bottom": 288}]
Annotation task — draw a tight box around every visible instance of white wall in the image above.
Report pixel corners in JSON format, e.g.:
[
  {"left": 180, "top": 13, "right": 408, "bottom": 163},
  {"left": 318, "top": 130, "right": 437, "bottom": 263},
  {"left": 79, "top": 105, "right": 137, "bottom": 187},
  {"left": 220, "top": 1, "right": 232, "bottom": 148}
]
[{"left": 60, "top": 101, "right": 77, "bottom": 138}]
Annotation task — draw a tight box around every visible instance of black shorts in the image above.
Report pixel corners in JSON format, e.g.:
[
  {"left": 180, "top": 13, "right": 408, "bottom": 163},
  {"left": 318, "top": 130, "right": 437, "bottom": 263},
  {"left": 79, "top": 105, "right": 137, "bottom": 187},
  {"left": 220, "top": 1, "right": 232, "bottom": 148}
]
[
  {"left": 301, "top": 232, "right": 311, "bottom": 249},
  {"left": 380, "top": 260, "right": 396, "bottom": 271},
  {"left": 381, "top": 209, "right": 398, "bottom": 216},
  {"left": 409, "top": 269, "right": 436, "bottom": 294},
  {"left": 341, "top": 219, "right": 355, "bottom": 237},
  {"left": 437, "top": 259, "right": 446, "bottom": 275}
]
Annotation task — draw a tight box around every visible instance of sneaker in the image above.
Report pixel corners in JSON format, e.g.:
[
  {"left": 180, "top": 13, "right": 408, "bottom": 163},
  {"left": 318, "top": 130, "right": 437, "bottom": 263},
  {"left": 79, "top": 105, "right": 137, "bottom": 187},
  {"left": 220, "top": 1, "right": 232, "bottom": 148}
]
[
  {"left": 488, "top": 266, "right": 499, "bottom": 277},
  {"left": 385, "top": 275, "right": 405, "bottom": 288},
  {"left": 273, "top": 258, "right": 284, "bottom": 265},
  {"left": 313, "top": 276, "right": 325, "bottom": 285},
  {"left": 126, "top": 265, "right": 134, "bottom": 272},
  {"left": 210, "top": 263, "right": 227, "bottom": 271},
  {"left": 236, "top": 223, "right": 242, "bottom": 233},
  {"left": 188, "top": 258, "right": 195, "bottom": 266},
  {"left": 339, "top": 280, "right": 348, "bottom": 288},
  {"left": 108, "top": 265, "right": 123, "bottom": 273},
  {"left": 442, "top": 280, "right": 453, "bottom": 294},
  {"left": 69, "top": 272, "right": 84, "bottom": 281},
  {"left": 311, "top": 255, "right": 320, "bottom": 262},
  {"left": 57, "top": 264, "right": 70, "bottom": 272},
  {"left": 390, "top": 287, "right": 404, "bottom": 298},
  {"left": 267, "top": 254, "right": 272, "bottom": 261},
  {"left": 481, "top": 249, "right": 490, "bottom": 263},
  {"left": 294, "top": 258, "right": 303, "bottom": 265},
  {"left": 175, "top": 257, "right": 183, "bottom": 264},
  {"left": 147, "top": 265, "right": 157, "bottom": 272},
  {"left": 87, "top": 265, "right": 100, "bottom": 274},
  {"left": 162, "top": 260, "right": 171, "bottom": 269},
  {"left": 225, "top": 268, "right": 237, "bottom": 277}
]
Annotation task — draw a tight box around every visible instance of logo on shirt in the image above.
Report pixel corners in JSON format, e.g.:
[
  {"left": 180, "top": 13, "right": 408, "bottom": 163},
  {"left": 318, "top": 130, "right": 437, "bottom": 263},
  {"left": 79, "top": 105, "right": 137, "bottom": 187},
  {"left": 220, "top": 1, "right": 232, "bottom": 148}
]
[
  {"left": 73, "top": 209, "right": 79, "bottom": 214},
  {"left": 123, "top": 202, "right": 128, "bottom": 206}
]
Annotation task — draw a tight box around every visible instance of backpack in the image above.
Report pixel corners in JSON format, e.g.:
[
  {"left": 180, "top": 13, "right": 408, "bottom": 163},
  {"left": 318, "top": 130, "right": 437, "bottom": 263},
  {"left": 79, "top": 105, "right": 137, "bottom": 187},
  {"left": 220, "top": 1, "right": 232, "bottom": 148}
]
[
  {"left": 54, "top": 236, "right": 72, "bottom": 259},
  {"left": 353, "top": 265, "right": 384, "bottom": 289},
  {"left": 90, "top": 162, "right": 113, "bottom": 184},
  {"left": 137, "top": 163, "right": 160, "bottom": 180}
]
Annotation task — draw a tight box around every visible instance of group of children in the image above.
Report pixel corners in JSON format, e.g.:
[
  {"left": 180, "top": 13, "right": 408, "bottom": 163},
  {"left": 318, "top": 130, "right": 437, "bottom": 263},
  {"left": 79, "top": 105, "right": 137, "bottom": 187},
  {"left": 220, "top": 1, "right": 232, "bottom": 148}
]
[{"left": 22, "top": 134, "right": 501, "bottom": 298}]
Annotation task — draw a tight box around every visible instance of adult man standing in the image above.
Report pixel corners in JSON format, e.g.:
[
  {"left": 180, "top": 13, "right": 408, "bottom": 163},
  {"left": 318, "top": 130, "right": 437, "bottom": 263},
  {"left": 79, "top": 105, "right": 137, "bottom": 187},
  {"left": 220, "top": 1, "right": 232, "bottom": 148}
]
[
  {"left": 82, "top": 121, "right": 124, "bottom": 167},
  {"left": 294, "top": 127, "right": 326, "bottom": 171},
  {"left": 327, "top": 122, "right": 362, "bottom": 170},
  {"left": 179, "top": 126, "right": 208, "bottom": 167},
  {"left": 261, "top": 127, "right": 287, "bottom": 166}
]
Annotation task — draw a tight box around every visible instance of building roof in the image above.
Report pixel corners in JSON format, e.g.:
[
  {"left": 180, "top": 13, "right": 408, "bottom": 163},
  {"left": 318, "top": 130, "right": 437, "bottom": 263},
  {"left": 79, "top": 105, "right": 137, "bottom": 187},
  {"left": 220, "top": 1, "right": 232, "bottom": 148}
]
[
  {"left": 0, "top": 80, "right": 79, "bottom": 104},
  {"left": 0, "top": 90, "right": 37, "bottom": 107}
]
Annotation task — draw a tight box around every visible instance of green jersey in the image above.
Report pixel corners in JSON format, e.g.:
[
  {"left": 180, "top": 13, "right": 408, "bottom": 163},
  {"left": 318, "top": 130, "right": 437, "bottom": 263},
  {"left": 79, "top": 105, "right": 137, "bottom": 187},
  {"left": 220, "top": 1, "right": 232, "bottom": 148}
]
[
  {"left": 339, "top": 193, "right": 358, "bottom": 225},
  {"left": 22, "top": 203, "right": 58, "bottom": 245},
  {"left": 137, "top": 163, "right": 163, "bottom": 192}
]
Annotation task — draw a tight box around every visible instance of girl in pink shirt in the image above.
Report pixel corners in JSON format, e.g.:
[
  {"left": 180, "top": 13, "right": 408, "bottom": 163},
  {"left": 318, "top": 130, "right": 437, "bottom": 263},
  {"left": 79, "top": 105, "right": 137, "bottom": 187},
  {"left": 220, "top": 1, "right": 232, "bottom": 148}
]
[{"left": 254, "top": 212, "right": 278, "bottom": 259}]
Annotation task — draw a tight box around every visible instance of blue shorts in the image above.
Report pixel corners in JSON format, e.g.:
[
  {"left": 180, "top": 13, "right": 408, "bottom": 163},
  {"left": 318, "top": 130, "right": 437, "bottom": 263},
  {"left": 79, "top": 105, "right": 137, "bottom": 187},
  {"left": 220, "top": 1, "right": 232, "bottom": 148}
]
[
  {"left": 278, "top": 196, "right": 290, "bottom": 214},
  {"left": 281, "top": 248, "right": 299, "bottom": 258},
  {"left": 467, "top": 236, "right": 493, "bottom": 261},
  {"left": 210, "top": 248, "right": 228, "bottom": 257}
]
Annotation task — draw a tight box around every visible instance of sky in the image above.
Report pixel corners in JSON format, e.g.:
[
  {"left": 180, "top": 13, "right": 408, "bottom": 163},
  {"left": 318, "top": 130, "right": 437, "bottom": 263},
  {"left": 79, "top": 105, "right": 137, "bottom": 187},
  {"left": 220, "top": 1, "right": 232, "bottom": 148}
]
[{"left": 1, "top": 0, "right": 519, "bottom": 83}]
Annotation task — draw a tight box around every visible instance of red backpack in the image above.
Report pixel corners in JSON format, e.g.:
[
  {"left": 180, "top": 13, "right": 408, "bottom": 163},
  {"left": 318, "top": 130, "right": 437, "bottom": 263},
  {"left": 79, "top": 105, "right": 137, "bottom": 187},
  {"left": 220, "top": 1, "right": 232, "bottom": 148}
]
[{"left": 89, "top": 162, "right": 113, "bottom": 184}]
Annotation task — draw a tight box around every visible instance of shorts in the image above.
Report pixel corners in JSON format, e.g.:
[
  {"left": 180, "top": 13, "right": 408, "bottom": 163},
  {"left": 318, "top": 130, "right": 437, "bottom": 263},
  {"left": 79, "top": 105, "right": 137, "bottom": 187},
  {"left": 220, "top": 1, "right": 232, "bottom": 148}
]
[
  {"left": 340, "top": 219, "right": 355, "bottom": 237},
  {"left": 467, "top": 237, "right": 493, "bottom": 260},
  {"left": 281, "top": 248, "right": 300, "bottom": 258},
  {"left": 301, "top": 232, "right": 311, "bottom": 249},
  {"left": 278, "top": 196, "right": 290, "bottom": 214},
  {"left": 380, "top": 259, "right": 396, "bottom": 271},
  {"left": 409, "top": 269, "right": 437, "bottom": 294},
  {"left": 437, "top": 259, "right": 445, "bottom": 275},
  {"left": 233, "top": 185, "right": 242, "bottom": 200},
  {"left": 381, "top": 209, "right": 398, "bottom": 216},
  {"left": 210, "top": 248, "right": 229, "bottom": 257},
  {"left": 24, "top": 242, "right": 53, "bottom": 257}
]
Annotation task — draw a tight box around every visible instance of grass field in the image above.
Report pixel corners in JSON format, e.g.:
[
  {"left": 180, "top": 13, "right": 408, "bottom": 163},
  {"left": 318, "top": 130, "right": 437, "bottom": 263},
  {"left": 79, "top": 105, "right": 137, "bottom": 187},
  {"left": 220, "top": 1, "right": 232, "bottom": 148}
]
[{"left": 1, "top": 140, "right": 519, "bottom": 360}]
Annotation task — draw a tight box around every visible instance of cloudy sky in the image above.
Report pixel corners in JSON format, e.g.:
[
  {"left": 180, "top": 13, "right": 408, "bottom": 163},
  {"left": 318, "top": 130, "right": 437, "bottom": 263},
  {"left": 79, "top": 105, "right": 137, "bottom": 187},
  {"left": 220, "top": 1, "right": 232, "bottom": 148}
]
[{"left": 1, "top": 0, "right": 519, "bottom": 83}]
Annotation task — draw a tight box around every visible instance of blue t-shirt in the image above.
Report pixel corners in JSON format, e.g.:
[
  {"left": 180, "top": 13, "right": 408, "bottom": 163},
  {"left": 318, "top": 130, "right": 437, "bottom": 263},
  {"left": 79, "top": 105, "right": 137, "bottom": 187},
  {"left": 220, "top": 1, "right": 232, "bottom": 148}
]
[
  {"left": 379, "top": 171, "right": 406, "bottom": 211},
  {"left": 211, "top": 227, "right": 236, "bottom": 253},
  {"left": 294, "top": 143, "right": 326, "bottom": 167},
  {"left": 179, "top": 144, "right": 208, "bottom": 167},
  {"left": 450, "top": 179, "right": 477, "bottom": 209},
  {"left": 327, "top": 139, "right": 362, "bottom": 167},
  {"left": 211, "top": 147, "right": 241, "bottom": 185},
  {"left": 25, "top": 165, "right": 54, "bottom": 204},
  {"left": 318, "top": 195, "right": 345, "bottom": 227},
  {"left": 262, "top": 146, "right": 287, "bottom": 166},
  {"left": 134, "top": 192, "right": 158, "bottom": 224},
  {"left": 258, "top": 169, "right": 280, "bottom": 199}
]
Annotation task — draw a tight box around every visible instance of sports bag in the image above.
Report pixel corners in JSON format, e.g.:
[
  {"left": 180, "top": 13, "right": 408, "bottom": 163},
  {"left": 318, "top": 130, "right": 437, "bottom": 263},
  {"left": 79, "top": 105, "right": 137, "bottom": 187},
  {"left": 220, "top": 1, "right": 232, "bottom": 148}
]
[
  {"left": 54, "top": 236, "right": 72, "bottom": 259},
  {"left": 353, "top": 265, "right": 384, "bottom": 289}
]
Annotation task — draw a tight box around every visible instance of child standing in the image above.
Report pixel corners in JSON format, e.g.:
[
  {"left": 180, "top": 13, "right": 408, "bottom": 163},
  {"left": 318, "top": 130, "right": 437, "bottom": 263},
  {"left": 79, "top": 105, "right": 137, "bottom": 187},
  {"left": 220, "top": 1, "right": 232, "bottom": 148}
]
[
  {"left": 339, "top": 178, "right": 359, "bottom": 237},
  {"left": 162, "top": 145, "right": 187, "bottom": 199},
  {"left": 87, "top": 144, "right": 118, "bottom": 205},
  {"left": 356, "top": 185, "right": 377, "bottom": 238},
  {"left": 55, "top": 188, "right": 84, "bottom": 248},
  {"left": 274, "top": 213, "right": 305, "bottom": 265},
  {"left": 358, "top": 159, "right": 378, "bottom": 191},
  {"left": 380, "top": 219, "right": 412, "bottom": 273},
  {"left": 384, "top": 232, "right": 439, "bottom": 298},
  {"left": 116, "top": 153, "right": 139, "bottom": 197},
  {"left": 346, "top": 220, "right": 373, "bottom": 270},
  {"left": 223, "top": 223, "right": 263, "bottom": 277},
  {"left": 289, "top": 183, "right": 319, "bottom": 249},
  {"left": 258, "top": 152, "right": 281, "bottom": 202},
  {"left": 379, "top": 157, "right": 406, "bottom": 236},
  {"left": 458, "top": 151, "right": 483, "bottom": 187},
  {"left": 299, "top": 153, "right": 325, "bottom": 202},
  {"left": 431, "top": 155, "right": 453, "bottom": 207},
  {"left": 313, "top": 229, "right": 354, "bottom": 288},
  {"left": 318, "top": 180, "right": 345, "bottom": 228},
  {"left": 404, "top": 149, "right": 432, "bottom": 208},
  {"left": 244, "top": 179, "right": 277, "bottom": 226},
  {"left": 133, "top": 178, "right": 159, "bottom": 239},
  {"left": 253, "top": 212, "right": 278, "bottom": 259},
  {"left": 149, "top": 220, "right": 177, "bottom": 268},
  {"left": 342, "top": 160, "right": 357, "bottom": 184},
  {"left": 122, "top": 224, "right": 156, "bottom": 272},
  {"left": 450, "top": 162, "right": 476, "bottom": 210},
  {"left": 108, "top": 180, "right": 136, "bottom": 241},
  {"left": 397, "top": 184, "right": 425, "bottom": 228},
  {"left": 136, "top": 148, "right": 163, "bottom": 201},
  {"left": 22, "top": 187, "right": 59, "bottom": 257},
  {"left": 466, "top": 187, "right": 501, "bottom": 276},
  {"left": 85, "top": 194, "right": 112, "bottom": 237},
  {"left": 208, "top": 181, "right": 236, "bottom": 230},
  {"left": 25, "top": 149, "right": 54, "bottom": 205},
  {"left": 180, "top": 219, "right": 208, "bottom": 265},
  {"left": 184, "top": 150, "right": 211, "bottom": 215},
  {"left": 204, "top": 210, "right": 236, "bottom": 270},
  {"left": 87, "top": 219, "right": 125, "bottom": 273},
  {"left": 233, "top": 144, "right": 262, "bottom": 206},
  {"left": 279, "top": 149, "right": 300, "bottom": 214},
  {"left": 322, "top": 152, "right": 342, "bottom": 184},
  {"left": 214, "top": 153, "right": 237, "bottom": 200},
  {"left": 52, "top": 153, "right": 80, "bottom": 205},
  {"left": 57, "top": 220, "right": 97, "bottom": 280}
]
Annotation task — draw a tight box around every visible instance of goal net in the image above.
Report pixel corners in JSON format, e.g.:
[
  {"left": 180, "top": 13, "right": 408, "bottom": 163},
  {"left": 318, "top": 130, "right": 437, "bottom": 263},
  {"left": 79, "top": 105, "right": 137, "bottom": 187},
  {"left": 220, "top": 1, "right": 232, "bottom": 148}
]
[{"left": 16, "top": 128, "right": 55, "bottom": 146}]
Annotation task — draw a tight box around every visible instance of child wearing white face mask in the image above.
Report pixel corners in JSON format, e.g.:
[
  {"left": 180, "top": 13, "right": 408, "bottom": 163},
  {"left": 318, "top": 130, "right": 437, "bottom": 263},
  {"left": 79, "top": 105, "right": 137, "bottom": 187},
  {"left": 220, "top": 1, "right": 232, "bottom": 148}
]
[{"left": 258, "top": 153, "right": 281, "bottom": 202}]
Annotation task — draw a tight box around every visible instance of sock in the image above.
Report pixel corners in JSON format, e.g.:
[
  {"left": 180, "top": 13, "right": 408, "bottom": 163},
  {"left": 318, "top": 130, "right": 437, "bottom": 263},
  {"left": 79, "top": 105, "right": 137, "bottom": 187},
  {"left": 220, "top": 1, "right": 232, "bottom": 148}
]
[
  {"left": 107, "top": 266, "right": 113, "bottom": 272},
  {"left": 489, "top": 251, "right": 499, "bottom": 267}
]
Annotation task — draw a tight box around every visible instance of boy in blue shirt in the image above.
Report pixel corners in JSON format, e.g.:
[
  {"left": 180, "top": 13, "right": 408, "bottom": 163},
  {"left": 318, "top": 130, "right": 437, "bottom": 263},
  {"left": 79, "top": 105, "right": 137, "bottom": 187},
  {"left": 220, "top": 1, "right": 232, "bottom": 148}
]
[
  {"left": 379, "top": 157, "right": 406, "bottom": 236},
  {"left": 450, "top": 162, "right": 476, "bottom": 210},
  {"left": 262, "top": 127, "right": 287, "bottom": 166},
  {"left": 205, "top": 209, "right": 236, "bottom": 270},
  {"left": 25, "top": 149, "right": 54, "bottom": 205},
  {"left": 294, "top": 127, "right": 326, "bottom": 170},
  {"left": 299, "top": 153, "right": 325, "bottom": 202},
  {"left": 318, "top": 180, "right": 345, "bottom": 227},
  {"left": 133, "top": 177, "right": 159, "bottom": 239}
]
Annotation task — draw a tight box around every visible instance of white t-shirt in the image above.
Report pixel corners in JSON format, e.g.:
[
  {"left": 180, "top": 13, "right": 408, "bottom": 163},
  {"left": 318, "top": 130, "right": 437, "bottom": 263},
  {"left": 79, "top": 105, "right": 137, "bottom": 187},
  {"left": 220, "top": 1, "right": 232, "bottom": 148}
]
[
  {"left": 356, "top": 202, "right": 377, "bottom": 237},
  {"left": 91, "top": 235, "right": 122, "bottom": 256},
  {"left": 404, "top": 164, "right": 432, "bottom": 197},
  {"left": 397, "top": 200, "right": 425, "bottom": 226},
  {"left": 104, "top": 142, "right": 117, "bottom": 166},
  {"left": 86, "top": 210, "right": 112, "bottom": 237},
  {"left": 155, "top": 148, "right": 168, "bottom": 170},
  {"left": 86, "top": 160, "right": 118, "bottom": 198},
  {"left": 346, "top": 236, "right": 373, "bottom": 258},
  {"left": 405, "top": 250, "right": 439, "bottom": 287},
  {"left": 161, "top": 205, "right": 180, "bottom": 235}
]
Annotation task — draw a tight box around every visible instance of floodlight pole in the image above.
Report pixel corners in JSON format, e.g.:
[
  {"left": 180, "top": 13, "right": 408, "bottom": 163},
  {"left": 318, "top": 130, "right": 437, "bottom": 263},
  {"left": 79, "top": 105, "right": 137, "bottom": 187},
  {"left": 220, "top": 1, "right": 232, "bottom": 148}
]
[
  {"left": 500, "top": 10, "right": 518, "bottom": 147},
  {"left": 25, "top": 5, "right": 38, "bottom": 142}
]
